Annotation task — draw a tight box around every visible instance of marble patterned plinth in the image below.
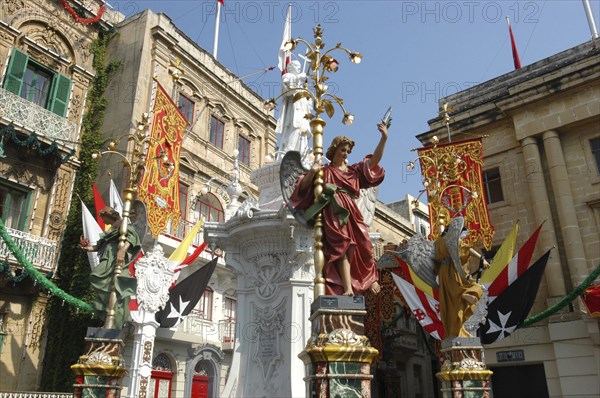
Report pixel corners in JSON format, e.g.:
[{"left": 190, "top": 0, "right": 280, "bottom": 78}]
[
  {"left": 71, "top": 328, "right": 127, "bottom": 398},
  {"left": 300, "top": 296, "right": 378, "bottom": 397},
  {"left": 437, "top": 338, "right": 493, "bottom": 398}
]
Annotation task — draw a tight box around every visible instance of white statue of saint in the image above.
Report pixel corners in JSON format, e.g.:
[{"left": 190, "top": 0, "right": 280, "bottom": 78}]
[{"left": 275, "top": 60, "right": 313, "bottom": 158}]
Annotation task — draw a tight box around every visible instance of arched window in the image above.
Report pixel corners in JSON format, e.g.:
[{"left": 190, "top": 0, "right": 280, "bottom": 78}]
[
  {"left": 192, "top": 359, "right": 215, "bottom": 398},
  {"left": 150, "top": 353, "right": 173, "bottom": 398},
  {"left": 195, "top": 193, "right": 224, "bottom": 223}
]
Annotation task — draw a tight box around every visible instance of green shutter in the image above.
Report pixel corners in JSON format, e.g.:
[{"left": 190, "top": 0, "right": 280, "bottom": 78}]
[
  {"left": 3, "top": 48, "right": 28, "bottom": 95},
  {"left": 48, "top": 73, "right": 71, "bottom": 117}
]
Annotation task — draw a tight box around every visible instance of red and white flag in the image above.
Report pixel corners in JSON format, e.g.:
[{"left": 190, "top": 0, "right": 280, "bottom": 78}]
[
  {"left": 92, "top": 182, "right": 107, "bottom": 230},
  {"left": 391, "top": 272, "right": 445, "bottom": 340},
  {"left": 81, "top": 200, "right": 103, "bottom": 269},
  {"left": 278, "top": 4, "right": 292, "bottom": 74},
  {"left": 507, "top": 16, "right": 522, "bottom": 69},
  {"left": 486, "top": 223, "right": 543, "bottom": 301}
]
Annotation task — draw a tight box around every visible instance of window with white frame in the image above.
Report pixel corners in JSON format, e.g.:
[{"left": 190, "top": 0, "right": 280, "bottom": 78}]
[
  {"left": 195, "top": 193, "right": 224, "bottom": 223},
  {"left": 197, "top": 287, "right": 213, "bottom": 320}
]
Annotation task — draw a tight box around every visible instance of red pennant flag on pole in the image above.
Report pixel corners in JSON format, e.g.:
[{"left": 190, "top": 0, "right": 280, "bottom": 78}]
[
  {"left": 92, "top": 182, "right": 107, "bottom": 230},
  {"left": 507, "top": 16, "right": 522, "bottom": 69}
]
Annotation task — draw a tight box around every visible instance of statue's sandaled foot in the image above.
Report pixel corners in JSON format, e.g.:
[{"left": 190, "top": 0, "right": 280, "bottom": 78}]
[
  {"left": 342, "top": 290, "right": 354, "bottom": 296},
  {"left": 369, "top": 281, "right": 381, "bottom": 295},
  {"left": 462, "top": 293, "right": 478, "bottom": 305}
]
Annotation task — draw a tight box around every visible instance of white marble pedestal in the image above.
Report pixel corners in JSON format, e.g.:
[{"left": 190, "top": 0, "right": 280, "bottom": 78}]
[{"left": 205, "top": 161, "right": 314, "bottom": 397}]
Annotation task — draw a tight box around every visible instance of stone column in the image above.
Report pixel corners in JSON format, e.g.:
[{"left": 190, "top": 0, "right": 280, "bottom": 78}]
[
  {"left": 520, "top": 136, "right": 566, "bottom": 297},
  {"left": 542, "top": 130, "right": 589, "bottom": 285},
  {"left": 206, "top": 161, "right": 315, "bottom": 398},
  {"left": 299, "top": 295, "right": 379, "bottom": 397}
]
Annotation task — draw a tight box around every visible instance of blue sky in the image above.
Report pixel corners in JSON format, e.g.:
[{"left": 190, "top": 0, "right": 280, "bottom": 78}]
[{"left": 109, "top": 0, "right": 599, "bottom": 203}]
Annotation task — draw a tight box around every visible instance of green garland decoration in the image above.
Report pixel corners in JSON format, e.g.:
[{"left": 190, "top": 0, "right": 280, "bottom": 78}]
[
  {"left": 522, "top": 263, "right": 600, "bottom": 327},
  {"left": 0, "top": 257, "right": 29, "bottom": 282},
  {"left": 0, "top": 217, "right": 94, "bottom": 313},
  {"left": 0, "top": 124, "right": 76, "bottom": 164}
]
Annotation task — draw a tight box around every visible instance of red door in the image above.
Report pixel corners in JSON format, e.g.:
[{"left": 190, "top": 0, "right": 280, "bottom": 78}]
[
  {"left": 150, "top": 369, "right": 173, "bottom": 398},
  {"left": 191, "top": 375, "right": 210, "bottom": 398}
]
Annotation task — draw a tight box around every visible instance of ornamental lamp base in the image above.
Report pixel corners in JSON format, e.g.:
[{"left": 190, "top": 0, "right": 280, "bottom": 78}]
[
  {"left": 299, "top": 295, "right": 379, "bottom": 398},
  {"left": 71, "top": 328, "right": 127, "bottom": 398},
  {"left": 436, "top": 337, "right": 493, "bottom": 398}
]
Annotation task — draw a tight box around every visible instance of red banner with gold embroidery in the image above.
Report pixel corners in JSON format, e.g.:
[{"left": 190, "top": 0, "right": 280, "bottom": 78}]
[
  {"left": 417, "top": 138, "right": 494, "bottom": 249},
  {"left": 138, "top": 82, "right": 187, "bottom": 238}
]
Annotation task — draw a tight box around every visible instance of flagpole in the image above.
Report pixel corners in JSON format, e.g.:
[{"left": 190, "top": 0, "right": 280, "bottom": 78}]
[
  {"left": 506, "top": 16, "right": 522, "bottom": 69},
  {"left": 582, "top": 0, "right": 599, "bottom": 39},
  {"left": 213, "top": 1, "right": 222, "bottom": 58}
]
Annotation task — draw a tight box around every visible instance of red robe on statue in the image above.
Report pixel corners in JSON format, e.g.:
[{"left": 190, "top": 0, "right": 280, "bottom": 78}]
[{"left": 290, "top": 156, "right": 385, "bottom": 295}]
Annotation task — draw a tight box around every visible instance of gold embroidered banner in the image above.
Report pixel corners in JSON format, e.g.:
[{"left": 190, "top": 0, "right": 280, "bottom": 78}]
[
  {"left": 138, "top": 82, "right": 187, "bottom": 238},
  {"left": 417, "top": 138, "right": 494, "bottom": 249}
]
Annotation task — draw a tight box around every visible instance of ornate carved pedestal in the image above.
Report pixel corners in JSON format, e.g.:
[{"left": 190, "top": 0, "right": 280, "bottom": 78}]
[
  {"left": 299, "top": 296, "right": 379, "bottom": 398},
  {"left": 205, "top": 161, "right": 315, "bottom": 397},
  {"left": 72, "top": 328, "right": 127, "bottom": 398},
  {"left": 436, "top": 338, "right": 493, "bottom": 398}
]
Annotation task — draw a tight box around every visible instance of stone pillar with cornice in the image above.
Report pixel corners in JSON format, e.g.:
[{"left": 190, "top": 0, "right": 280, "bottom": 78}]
[
  {"left": 542, "top": 130, "right": 589, "bottom": 286},
  {"left": 520, "top": 136, "right": 567, "bottom": 297},
  {"left": 204, "top": 160, "right": 314, "bottom": 397}
]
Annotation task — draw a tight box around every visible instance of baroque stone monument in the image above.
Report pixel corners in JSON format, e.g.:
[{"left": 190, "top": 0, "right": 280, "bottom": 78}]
[{"left": 204, "top": 161, "right": 314, "bottom": 397}]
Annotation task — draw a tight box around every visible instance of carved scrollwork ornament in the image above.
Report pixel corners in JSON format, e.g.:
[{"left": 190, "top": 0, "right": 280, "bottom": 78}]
[
  {"left": 49, "top": 211, "right": 64, "bottom": 229},
  {"left": 459, "top": 357, "right": 485, "bottom": 370},
  {"left": 325, "top": 328, "right": 364, "bottom": 346},
  {"left": 85, "top": 351, "right": 112, "bottom": 365},
  {"left": 135, "top": 245, "right": 175, "bottom": 313}
]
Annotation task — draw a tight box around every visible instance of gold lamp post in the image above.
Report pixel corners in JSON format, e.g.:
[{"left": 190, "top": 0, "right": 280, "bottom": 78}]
[
  {"left": 268, "top": 24, "right": 361, "bottom": 299},
  {"left": 91, "top": 113, "right": 174, "bottom": 329}
]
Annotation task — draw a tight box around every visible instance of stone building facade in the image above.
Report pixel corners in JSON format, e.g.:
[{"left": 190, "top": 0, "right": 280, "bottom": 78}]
[
  {"left": 0, "top": 3, "right": 434, "bottom": 396},
  {"left": 418, "top": 38, "right": 600, "bottom": 398},
  {"left": 0, "top": 0, "right": 121, "bottom": 391}
]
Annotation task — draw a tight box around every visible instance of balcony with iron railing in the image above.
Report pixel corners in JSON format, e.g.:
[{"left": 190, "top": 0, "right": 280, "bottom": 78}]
[
  {"left": 0, "top": 227, "right": 57, "bottom": 273},
  {"left": 178, "top": 309, "right": 211, "bottom": 336},
  {"left": 163, "top": 218, "right": 203, "bottom": 247},
  {"left": 174, "top": 310, "right": 236, "bottom": 349},
  {"left": 0, "top": 86, "right": 78, "bottom": 146}
]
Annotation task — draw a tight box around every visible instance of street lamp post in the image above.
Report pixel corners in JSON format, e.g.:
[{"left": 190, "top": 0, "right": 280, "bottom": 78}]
[
  {"left": 272, "top": 24, "right": 361, "bottom": 300},
  {"left": 91, "top": 113, "right": 155, "bottom": 328},
  {"left": 272, "top": 25, "right": 378, "bottom": 398}
]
